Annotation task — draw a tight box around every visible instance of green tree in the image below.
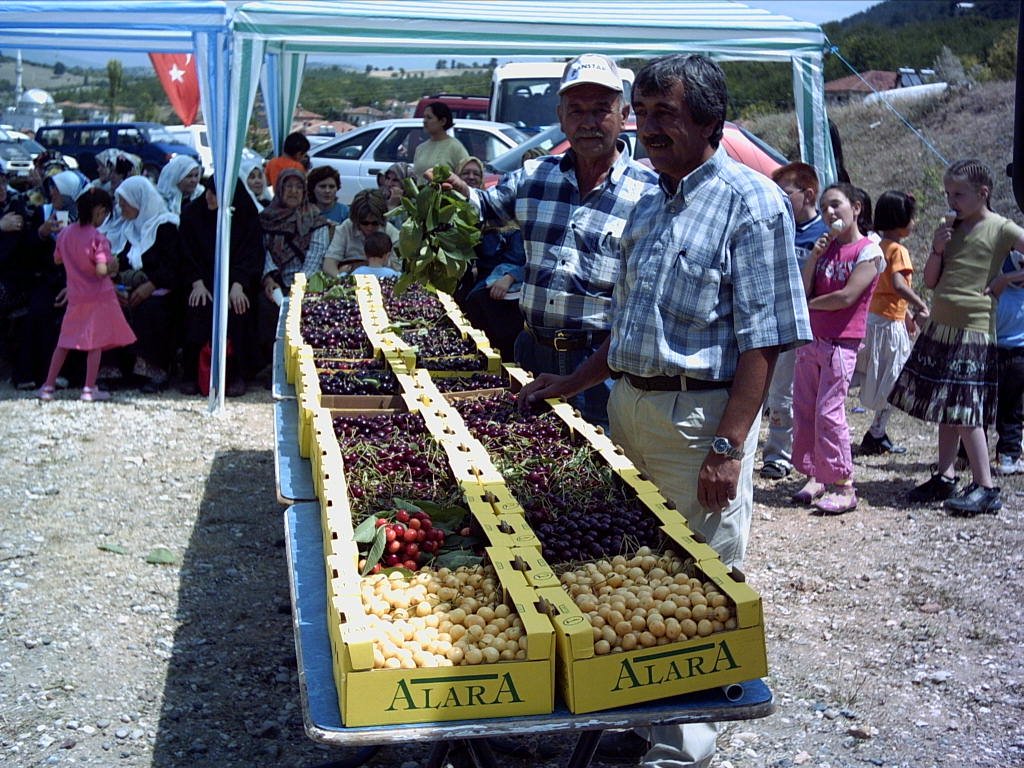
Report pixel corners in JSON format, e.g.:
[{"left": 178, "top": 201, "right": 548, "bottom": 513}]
[
  {"left": 988, "top": 26, "right": 1017, "bottom": 80},
  {"left": 106, "top": 59, "right": 123, "bottom": 121},
  {"left": 53, "top": 61, "right": 66, "bottom": 76}
]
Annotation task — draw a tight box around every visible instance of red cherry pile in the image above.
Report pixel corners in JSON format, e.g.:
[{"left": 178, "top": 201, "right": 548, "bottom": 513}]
[{"left": 370, "top": 508, "right": 447, "bottom": 572}]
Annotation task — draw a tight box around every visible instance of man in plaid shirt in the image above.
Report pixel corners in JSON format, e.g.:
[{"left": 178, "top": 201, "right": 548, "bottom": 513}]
[
  {"left": 446, "top": 53, "right": 657, "bottom": 427},
  {"left": 521, "top": 54, "right": 811, "bottom": 768}
]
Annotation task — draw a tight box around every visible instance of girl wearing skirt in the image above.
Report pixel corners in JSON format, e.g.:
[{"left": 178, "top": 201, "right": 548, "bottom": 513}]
[{"left": 889, "top": 160, "right": 1024, "bottom": 515}]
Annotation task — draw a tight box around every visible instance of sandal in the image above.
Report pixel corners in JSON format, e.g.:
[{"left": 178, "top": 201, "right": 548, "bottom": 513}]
[
  {"left": 80, "top": 386, "right": 111, "bottom": 402},
  {"left": 791, "top": 480, "right": 825, "bottom": 505},
  {"left": 813, "top": 488, "right": 858, "bottom": 515},
  {"left": 37, "top": 385, "right": 55, "bottom": 402}
]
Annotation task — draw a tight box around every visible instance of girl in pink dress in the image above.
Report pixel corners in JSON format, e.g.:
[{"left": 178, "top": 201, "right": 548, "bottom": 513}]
[{"left": 38, "top": 188, "right": 136, "bottom": 402}]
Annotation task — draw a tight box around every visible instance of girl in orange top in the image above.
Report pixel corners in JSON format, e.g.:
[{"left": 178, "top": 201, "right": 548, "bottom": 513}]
[{"left": 857, "top": 191, "right": 930, "bottom": 455}]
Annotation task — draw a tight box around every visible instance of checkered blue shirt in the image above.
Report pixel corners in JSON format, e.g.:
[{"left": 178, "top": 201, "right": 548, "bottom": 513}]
[
  {"left": 609, "top": 147, "right": 811, "bottom": 380},
  {"left": 472, "top": 146, "right": 657, "bottom": 331}
]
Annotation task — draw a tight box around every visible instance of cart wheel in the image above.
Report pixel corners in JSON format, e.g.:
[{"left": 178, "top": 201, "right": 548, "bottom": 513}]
[{"left": 305, "top": 745, "right": 380, "bottom": 768}]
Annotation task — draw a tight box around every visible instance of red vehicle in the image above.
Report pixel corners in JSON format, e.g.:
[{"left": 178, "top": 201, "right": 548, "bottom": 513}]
[
  {"left": 414, "top": 94, "right": 490, "bottom": 121},
  {"left": 484, "top": 119, "right": 786, "bottom": 187}
]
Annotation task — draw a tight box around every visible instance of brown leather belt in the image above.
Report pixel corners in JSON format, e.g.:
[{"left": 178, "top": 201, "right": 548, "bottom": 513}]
[
  {"left": 615, "top": 371, "right": 733, "bottom": 392},
  {"left": 526, "top": 326, "right": 609, "bottom": 352}
]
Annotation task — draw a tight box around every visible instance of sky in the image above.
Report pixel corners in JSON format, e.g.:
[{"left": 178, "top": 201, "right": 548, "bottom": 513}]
[{"left": 13, "top": 1, "right": 884, "bottom": 70}]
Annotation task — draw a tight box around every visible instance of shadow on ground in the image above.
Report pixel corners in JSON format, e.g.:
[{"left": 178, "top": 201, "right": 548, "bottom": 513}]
[{"left": 151, "top": 449, "right": 378, "bottom": 767}]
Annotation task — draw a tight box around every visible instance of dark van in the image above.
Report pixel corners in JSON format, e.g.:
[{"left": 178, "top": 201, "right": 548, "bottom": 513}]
[
  {"left": 34, "top": 122, "right": 200, "bottom": 180},
  {"left": 414, "top": 94, "right": 489, "bottom": 121}
]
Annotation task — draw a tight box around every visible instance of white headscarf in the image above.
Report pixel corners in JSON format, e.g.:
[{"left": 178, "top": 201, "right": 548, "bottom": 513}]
[
  {"left": 117, "top": 176, "right": 179, "bottom": 270},
  {"left": 239, "top": 154, "right": 270, "bottom": 209},
  {"left": 156, "top": 155, "right": 203, "bottom": 214}
]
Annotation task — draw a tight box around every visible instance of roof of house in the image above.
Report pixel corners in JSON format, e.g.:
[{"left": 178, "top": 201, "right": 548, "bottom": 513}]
[{"left": 825, "top": 70, "right": 899, "bottom": 94}]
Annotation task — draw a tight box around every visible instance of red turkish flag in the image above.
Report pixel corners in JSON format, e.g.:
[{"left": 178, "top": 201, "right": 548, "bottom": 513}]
[{"left": 149, "top": 53, "right": 200, "bottom": 126}]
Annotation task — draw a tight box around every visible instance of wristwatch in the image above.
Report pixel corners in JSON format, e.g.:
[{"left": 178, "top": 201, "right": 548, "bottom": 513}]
[{"left": 710, "top": 436, "right": 744, "bottom": 461}]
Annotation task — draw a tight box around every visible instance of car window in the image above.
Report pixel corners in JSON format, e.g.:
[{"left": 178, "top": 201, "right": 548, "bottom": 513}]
[
  {"left": 82, "top": 128, "right": 111, "bottom": 147},
  {"left": 374, "top": 126, "right": 424, "bottom": 164},
  {"left": 37, "top": 129, "right": 64, "bottom": 147},
  {"left": 116, "top": 128, "right": 145, "bottom": 148},
  {"left": 454, "top": 128, "right": 505, "bottom": 163},
  {"left": 147, "top": 126, "right": 176, "bottom": 143},
  {"left": 317, "top": 128, "right": 384, "bottom": 161}
]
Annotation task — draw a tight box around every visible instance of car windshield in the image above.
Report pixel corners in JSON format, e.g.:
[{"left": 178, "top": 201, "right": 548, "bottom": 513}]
[
  {"left": 498, "top": 126, "right": 530, "bottom": 145},
  {"left": 0, "top": 142, "right": 31, "bottom": 160},
  {"left": 486, "top": 124, "right": 566, "bottom": 174}
]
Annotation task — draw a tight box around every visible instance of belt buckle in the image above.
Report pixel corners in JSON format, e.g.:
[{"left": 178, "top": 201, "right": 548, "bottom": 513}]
[{"left": 553, "top": 331, "right": 574, "bottom": 352}]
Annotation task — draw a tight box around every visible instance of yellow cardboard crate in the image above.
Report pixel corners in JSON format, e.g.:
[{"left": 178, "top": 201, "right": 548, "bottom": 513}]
[
  {"left": 467, "top": 505, "right": 542, "bottom": 552},
  {"left": 534, "top": 536, "right": 767, "bottom": 713},
  {"left": 443, "top": 440, "right": 505, "bottom": 487},
  {"left": 655, "top": 522, "right": 723, "bottom": 566},
  {"left": 329, "top": 579, "right": 555, "bottom": 726},
  {"left": 320, "top": 478, "right": 355, "bottom": 554},
  {"left": 461, "top": 484, "right": 526, "bottom": 517},
  {"left": 310, "top": 411, "right": 345, "bottom": 497},
  {"left": 489, "top": 546, "right": 560, "bottom": 591}
]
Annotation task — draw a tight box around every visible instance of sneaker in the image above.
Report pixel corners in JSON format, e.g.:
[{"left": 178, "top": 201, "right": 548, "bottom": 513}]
[
  {"left": 760, "top": 460, "right": 791, "bottom": 480},
  {"left": 80, "top": 386, "right": 111, "bottom": 402},
  {"left": 995, "top": 454, "right": 1024, "bottom": 476},
  {"left": 908, "top": 473, "right": 958, "bottom": 504},
  {"left": 813, "top": 487, "right": 858, "bottom": 515},
  {"left": 944, "top": 482, "right": 1002, "bottom": 516},
  {"left": 859, "top": 431, "right": 907, "bottom": 456}
]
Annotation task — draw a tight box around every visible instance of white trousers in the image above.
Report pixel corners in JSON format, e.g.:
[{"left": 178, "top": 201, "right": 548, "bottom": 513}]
[{"left": 608, "top": 379, "right": 760, "bottom": 767}]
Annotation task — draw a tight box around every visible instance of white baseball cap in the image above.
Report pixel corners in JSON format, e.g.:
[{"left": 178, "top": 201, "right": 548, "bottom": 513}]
[{"left": 558, "top": 54, "right": 624, "bottom": 94}]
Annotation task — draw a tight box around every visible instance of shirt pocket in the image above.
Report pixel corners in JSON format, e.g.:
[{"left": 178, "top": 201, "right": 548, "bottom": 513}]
[{"left": 660, "top": 256, "right": 722, "bottom": 330}]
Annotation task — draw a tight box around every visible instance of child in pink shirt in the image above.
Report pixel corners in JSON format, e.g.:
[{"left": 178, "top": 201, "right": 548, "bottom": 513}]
[{"left": 791, "top": 183, "right": 882, "bottom": 514}]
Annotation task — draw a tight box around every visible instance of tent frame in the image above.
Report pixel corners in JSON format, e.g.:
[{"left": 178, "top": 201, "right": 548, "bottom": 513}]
[{"left": 0, "top": 0, "right": 834, "bottom": 411}]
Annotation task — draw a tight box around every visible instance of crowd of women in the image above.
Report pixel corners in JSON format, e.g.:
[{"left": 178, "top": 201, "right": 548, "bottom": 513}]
[{"left": 0, "top": 100, "right": 528, "bottom": 400}]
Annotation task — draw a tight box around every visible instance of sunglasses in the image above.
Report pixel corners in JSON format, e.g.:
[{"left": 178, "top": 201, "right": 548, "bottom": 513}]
[{"left": 360, "top": 220, "right": 382, "bottom": 227}]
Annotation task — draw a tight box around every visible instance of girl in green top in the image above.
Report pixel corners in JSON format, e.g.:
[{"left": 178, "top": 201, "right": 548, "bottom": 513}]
[{"left": 890, "top": 159, "right": 1024, "bottom": 515}]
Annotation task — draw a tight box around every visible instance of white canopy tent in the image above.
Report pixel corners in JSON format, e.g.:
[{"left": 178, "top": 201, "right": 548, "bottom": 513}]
[{"left": 0, "top": 0, "right": 834, "bottom": 411}]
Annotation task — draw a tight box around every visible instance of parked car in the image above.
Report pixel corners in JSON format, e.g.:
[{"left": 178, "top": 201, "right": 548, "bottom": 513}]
[
  {"left": 0, "top": 128, "right": 80, "bottom": 173},
  {"left": 166, "top": 123, "right": 265, "bottom": 178},
  {"left": 34, "top": 122, "right": 200, "bottom": 181},
  {"left": 308, "top": 118, "right": 528, "bottom": 204},
  {"left": 484, "top": 120, "right": 787, "bottom": 185},
  {"left": 414, "top": 94, "right": 490, "bottom": 121},
  {"left": 0, "top": 139, "right": 33, "bottom": 183}
]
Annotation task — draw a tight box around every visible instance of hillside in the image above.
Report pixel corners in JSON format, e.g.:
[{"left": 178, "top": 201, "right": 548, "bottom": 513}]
[{"left": 744, "top": 79, "right": 1019, "bottom": 280}]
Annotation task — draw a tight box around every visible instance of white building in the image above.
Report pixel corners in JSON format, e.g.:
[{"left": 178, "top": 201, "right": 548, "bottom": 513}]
[{"left": 4, "top": 88, "right": 63, "bottom": 133}]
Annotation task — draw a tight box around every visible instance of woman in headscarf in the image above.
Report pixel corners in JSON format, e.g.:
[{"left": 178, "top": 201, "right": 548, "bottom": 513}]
[
  {"left": 10, "top": 169, "right": 89, "bottom": 388},
  {"left": 156, "top": 155, "right": 203, "bottom": 215},
  {"left": 240, "top": 155, "right": 272, "bottom": 209},
  {"left": 257, "top": 167, "right": 331, "bottom": 368},
  {"left": 178, "top": 175, "right": 263, "bottom": 397},
  {"left": 98, "top": 155, "right": 139, "bottom": 259},
  {"left": 322, "top": 188, "right": 400, "bottom": 276},
  {"left": 380, "top": 161, "right": 412, "bottom": 227},
  {"left": 115, "top": 175, "right": 182, "bottom": 392}
]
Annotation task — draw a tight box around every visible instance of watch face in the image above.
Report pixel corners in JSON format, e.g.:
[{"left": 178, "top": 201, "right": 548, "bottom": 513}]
[{"left": 712, "top": 437, "right": 729, "bottom": 454}]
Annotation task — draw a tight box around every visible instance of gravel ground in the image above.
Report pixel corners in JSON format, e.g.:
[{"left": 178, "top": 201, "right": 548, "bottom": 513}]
[{"left": 1, "top": 379, "right": 1022, "bottom": 768}]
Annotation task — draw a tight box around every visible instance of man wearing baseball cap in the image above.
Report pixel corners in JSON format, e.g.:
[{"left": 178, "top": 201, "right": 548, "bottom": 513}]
[{"left": 443, "top": 53, "right": 656, "bottom": 429}]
